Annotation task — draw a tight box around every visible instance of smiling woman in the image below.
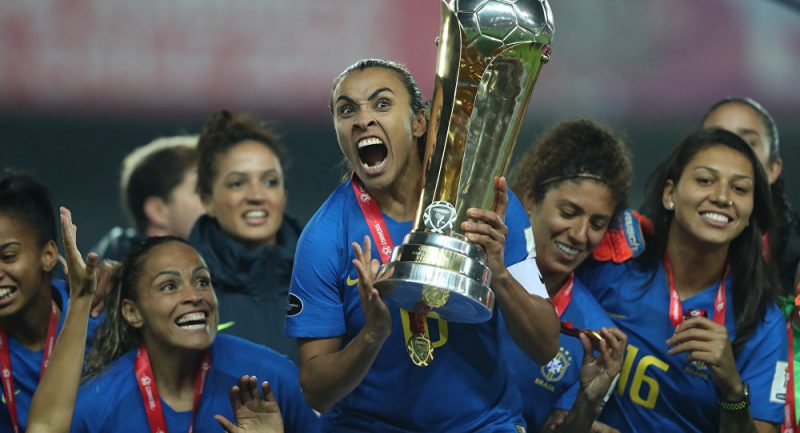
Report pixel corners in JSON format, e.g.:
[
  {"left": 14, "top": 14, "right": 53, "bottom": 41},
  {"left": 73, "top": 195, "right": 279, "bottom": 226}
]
[
  {"left": 75, "top": 237, "right": 319, "bottom": 432},
  {"left": 188, "top": 110, "right": 301, "bottom": 362},
  {"left": 578, "top": 128, "right": 786, "bottom": 433}
]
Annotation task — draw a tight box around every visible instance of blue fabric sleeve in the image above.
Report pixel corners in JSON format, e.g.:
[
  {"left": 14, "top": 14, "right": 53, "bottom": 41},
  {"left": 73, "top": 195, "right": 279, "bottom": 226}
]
[
  {"left": 553, "top": 380, "right": 580, "bottom": 412},
  {"left": 285, "top": 192, "right": 347, "bottom": 338},
  {"left": 505, "top": 189, "right": 532, "bottom": 266},
  {"left": 740, "top": 305, "right": 788, "bottom": 424},
  {"left": 575, "top": 259, "right": 629, "bottom": 304}
]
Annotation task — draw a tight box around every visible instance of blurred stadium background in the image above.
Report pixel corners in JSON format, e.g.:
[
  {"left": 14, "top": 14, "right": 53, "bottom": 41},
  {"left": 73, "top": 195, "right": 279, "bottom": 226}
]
[{"left": 2, "top": 0, "right": 798, "bottom": 251}]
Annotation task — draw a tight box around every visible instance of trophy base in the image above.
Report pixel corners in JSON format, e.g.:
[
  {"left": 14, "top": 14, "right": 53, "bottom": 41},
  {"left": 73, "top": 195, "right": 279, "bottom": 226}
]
[{"left": 374, "top": 231, "right": 494, "bottom": 323}]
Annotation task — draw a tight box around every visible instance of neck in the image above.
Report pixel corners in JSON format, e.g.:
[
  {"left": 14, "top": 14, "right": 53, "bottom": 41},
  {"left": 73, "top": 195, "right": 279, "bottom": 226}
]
[
  {"left": 145, "top": 226, "right": 169, "bottom": 238},
  {"left": 366, "top": 159, "right": 423, "bottom": 221},
  {"left": 0, "top": 284, "right": 55, "bottom": 350},
  {"left": 144, "top": 338, "right": 203, "bottom": 410},
  {"left": 544, "top": 272, "right": 570, "bottom": 298},
  {"left": 665, "top": 226, "right": 729, "bottom": 299}
]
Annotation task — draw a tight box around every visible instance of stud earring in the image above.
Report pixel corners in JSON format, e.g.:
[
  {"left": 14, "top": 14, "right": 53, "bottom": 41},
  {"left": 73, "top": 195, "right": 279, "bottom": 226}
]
[{"left": 666, "top": 202, "right": 674, "bottom": 210}]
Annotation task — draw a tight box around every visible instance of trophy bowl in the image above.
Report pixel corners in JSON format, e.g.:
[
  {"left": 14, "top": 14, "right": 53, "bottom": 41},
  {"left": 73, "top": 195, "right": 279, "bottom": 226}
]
[{"left": 374, "top": 0, "right": 554, "bottom": 324}]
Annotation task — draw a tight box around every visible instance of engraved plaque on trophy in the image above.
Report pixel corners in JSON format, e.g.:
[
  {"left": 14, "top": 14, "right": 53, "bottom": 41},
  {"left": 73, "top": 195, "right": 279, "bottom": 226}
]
[{"left": 374, "top": 0, "right": 554, "bottom": 323}]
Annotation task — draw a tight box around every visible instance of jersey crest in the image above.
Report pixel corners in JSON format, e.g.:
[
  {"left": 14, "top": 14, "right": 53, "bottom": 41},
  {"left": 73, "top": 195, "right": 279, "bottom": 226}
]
[{"left": 541, "top": 346, "right": 572, "bottom": 382}]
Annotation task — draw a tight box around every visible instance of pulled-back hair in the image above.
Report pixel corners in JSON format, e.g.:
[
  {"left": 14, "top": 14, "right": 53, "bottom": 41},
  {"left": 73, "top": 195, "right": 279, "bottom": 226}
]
[
  {"left": 640, "top": 128, "right": 778, "bottom": 353},
  {"left": 84, "top": 236, "right": 193, "bottom": 379},
  {"left": 0, "top": 170, "right": 56, "bottom": 248},
  {"left": 196, "top": 110, "right": 288, "bottom": 199},
  {"left": 703, "top": 97, "right": 797, "bottom": 295},
  {"left": 511, "top": 118, "right": 633, "bottom": 216},
  {"left": 331, "top": 58, "right": 430, "bottom": 168},
  {"left": 121, "top": 136, "right": 198, "bottom": 233}
]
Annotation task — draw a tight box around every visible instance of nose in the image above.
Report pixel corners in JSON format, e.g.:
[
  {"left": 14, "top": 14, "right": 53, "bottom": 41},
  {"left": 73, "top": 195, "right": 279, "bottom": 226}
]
[
  {"left": 567, "top": 218, "right": 590, "bottom": 245},
  {"left": 354, "top": 108, "right": 377, "bottom": 129},
  {"left": 245, "top": 182, "right": 266, "bottom": 203},
  {"left": 182, "top": 285, "right": 205, "bottom": 305},
  {"left": 712, "top": 183, "right": 732, "bottom": 208}
]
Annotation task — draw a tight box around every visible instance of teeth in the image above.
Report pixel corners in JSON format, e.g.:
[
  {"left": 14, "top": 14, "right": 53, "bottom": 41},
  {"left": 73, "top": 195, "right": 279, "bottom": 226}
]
[
  {"left": 0, "top": 287, "right": 14, "bottom": 299},
  {"left": 244, "top": 210, "right": 266, "bottom": 218},
  {"left": 556, "top": 242, "right": 580, "bottom": 256},
  {"left": 702, "top": 212, "right": 730, "bottom": 223},
  {"left": 179, "top": 323, "right": 206, "bottom": 331},
  {"left": 361, "top": 159, "right": 386, "bottom": 171},
  {"left": 176, "top": 312, "right": 206, "bottom": 324},
  {"left": 357, "top": 137, "right": 384, "bottom": 149}
]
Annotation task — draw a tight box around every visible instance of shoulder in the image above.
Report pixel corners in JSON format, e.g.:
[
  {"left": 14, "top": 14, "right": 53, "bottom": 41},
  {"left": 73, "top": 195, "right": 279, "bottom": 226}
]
[
  {"left": 570, "top": 279, "right": 616, "bottom": 329},
  {"left": 212, "top": 334, "right": 298, "bottom": 378},
  {"left": 74, "top": 352, "right": 138, "bottom": 426}
]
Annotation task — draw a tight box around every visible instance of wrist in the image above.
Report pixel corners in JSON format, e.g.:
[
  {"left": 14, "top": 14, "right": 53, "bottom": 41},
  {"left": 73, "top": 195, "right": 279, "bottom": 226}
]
[{"left": 719, "top": 382, "right": 750, "bottom": 412}]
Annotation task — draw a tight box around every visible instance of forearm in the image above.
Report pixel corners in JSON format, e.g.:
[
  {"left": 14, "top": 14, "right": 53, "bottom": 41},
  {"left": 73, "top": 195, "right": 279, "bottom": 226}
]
[
  {"left": 547, "top": 392, "right": 604, "bottom": 433},
  {"left": 27, "top": 295, "right": 93, "bottom": 433},
  {"left": 299, "top": 329, "right": 386, "bottom": 412},
  {"left": 494, "top": 270, "right": 559, "bottom": 364},
  {"left": 718, "top": 411, "right": 774, "bottom": 433}
]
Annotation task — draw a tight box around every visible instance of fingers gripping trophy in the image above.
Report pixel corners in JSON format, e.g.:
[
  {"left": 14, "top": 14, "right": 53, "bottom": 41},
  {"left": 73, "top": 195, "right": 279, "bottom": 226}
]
[{"left": 374, "top": 0, "right": 554, "bottom": 365}]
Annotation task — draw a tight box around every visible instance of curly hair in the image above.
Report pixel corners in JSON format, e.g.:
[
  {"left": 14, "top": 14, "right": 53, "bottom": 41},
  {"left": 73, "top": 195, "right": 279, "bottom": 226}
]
[
  {"left": 511, "top": 118, "right": 633, "bottom": 216},
  {"left": 196, "top": 110, "right": 288, "bottom": 199}
]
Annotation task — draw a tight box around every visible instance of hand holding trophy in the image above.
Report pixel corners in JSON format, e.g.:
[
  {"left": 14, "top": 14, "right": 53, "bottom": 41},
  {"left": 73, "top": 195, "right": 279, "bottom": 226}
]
[{"left": 375, "top": 0, "right": 554, "bottom": 330}]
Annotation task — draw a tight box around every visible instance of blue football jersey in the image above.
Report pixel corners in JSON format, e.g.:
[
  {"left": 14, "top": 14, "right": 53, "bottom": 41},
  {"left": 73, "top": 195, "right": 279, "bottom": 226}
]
[
  {"left": 286, "top": 179, "right": 536, "bottom": 432},
  {"left": 70, "top": 334, "right": 319, "bottom": 433},
  {"left": 502, "top": 277, "right": 615, "bottom": 431},
  {"left": 0, "top": 279, "right": 100, "bottom": 433},
  {"left": 578, "top": 259, "right": 787, "bottom": 433}
]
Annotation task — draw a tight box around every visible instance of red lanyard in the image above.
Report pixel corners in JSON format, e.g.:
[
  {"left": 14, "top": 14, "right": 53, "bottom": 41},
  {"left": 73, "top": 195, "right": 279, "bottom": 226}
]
[
  {"left": 663, "top": 254, "right": 727, "bottom": 328},
  {"left": 351, "top": 176, "right": 432, "bottom": 334},
  {"left": 0, "top": 301, "right": 58, "bottom": 433},
  {"left": 134, "top": 345, "right": 211, "bottom": 433},
  {"left": 550, "top": 273, "right": 574, "bottom": 318},
  {"left": 352, "top": 175, "right": 395, "bottom": 265},
  {"left": 784, "top": 317, "right": 796, "bottom": 433}
]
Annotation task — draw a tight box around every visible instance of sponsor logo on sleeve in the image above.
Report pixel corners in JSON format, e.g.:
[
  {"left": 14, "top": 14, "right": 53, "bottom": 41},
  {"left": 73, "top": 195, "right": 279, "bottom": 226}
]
[
  {"left": 771, "top": 360, "right": 788, "bottom": 403},
  {"left": 287, "top": 293, "right": 304, "bottom": 317}
]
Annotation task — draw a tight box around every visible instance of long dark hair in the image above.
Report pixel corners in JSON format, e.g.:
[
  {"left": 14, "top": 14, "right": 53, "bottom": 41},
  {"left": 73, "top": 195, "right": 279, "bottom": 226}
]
[
  {"left": 640, "top": 128, "right": 778, "bottom": 353},
  {"left": 84, "top": 236, "right": 194, "bottom": 379},
  {"left": 704, "top": 97, "right": 797, "bottom": 295}
]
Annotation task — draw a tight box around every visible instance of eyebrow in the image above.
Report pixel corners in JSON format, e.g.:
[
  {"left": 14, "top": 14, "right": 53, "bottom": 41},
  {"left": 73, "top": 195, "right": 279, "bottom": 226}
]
[
  {"left": 335, "top": 87, "right": 395, "bottom": 106},
  {"left": 151, "top": 266, "right": 209, "bottom": 283},
  {"left": 192, "top": 266, "right": 210, "bottom": 276},
  {"left": 693, "top": 166, "right": 754, "bottom": 182},
  {"left": 736, "top": 128, "right": 761, "bottom": 138},
  {"left": 0, "top": 241, "right": 21, "bottom": 250}
]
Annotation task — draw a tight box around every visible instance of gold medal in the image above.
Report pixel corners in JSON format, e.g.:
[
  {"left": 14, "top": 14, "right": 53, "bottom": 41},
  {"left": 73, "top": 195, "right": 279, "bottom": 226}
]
[
  {"left": 406, "top": 332, "right": 434, "bottom": 367},
  {"left": 421, "top": 286, "right": 450, "bottom": 309}
]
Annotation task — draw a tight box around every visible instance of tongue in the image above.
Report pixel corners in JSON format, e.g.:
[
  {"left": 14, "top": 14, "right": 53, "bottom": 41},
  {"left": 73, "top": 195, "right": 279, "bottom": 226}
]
[{"left": 359, "top": 144, "right": 388, "bottom": 167}]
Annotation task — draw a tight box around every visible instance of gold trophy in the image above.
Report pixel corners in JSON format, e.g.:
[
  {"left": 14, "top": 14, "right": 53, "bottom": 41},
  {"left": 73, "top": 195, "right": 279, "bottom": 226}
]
[{"left": 374, "top": 0, "right": 554, "bottom": 330}]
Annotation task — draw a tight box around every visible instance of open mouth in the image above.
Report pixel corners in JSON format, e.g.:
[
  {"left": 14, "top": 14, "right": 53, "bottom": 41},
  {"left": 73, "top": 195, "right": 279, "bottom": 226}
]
[
  {"left": 175, "top": 311, "right": 209, "bottom": 331},
  {"left": 357, "top": 137, "right": 388, "bottom": 170},
  {"left": 700, "top": 211, "right": 731, "bottom": 225},
  {"left": 0, "top": 286, "right": 17, "bottom": 301},
  {"left": 243, "top": 210, "right": 267, "bottom": 225}
]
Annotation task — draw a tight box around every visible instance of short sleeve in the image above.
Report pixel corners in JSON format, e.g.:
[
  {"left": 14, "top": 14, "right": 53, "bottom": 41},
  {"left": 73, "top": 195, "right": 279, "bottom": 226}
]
[
  {"left": 738, "top": 305, "right": 788, "bottom": 424},
  {"left": 504, "top": 189, "right": 532, "bottom": 266},
  {"left": 285, "top": 194, "right": 348, "bottom": 339}
]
